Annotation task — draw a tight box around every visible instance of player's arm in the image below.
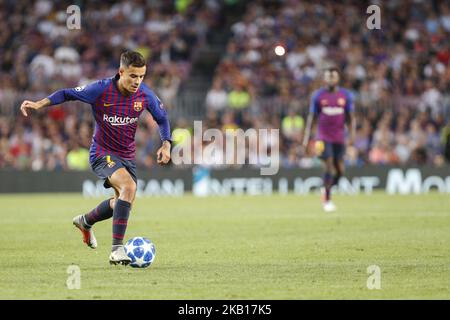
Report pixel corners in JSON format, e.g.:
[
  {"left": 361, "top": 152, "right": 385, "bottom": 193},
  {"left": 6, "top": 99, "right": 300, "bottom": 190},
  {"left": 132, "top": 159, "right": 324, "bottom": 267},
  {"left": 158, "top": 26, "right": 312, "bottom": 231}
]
[
  {"left": 347, "top": 113, "right": 356, "bottom": 146},
  {"left": 302, "top": 91, "right": 320, "bottom": 148},
  {"left": 345, "top": 90, "right": 356, "bottom": 146},
  {"left": 147, "top": 93, "right": 172, "bottom": 165},
  {"left": 302, "top": 113, "right": 317, "bottom": 148},
  {"left": 157, "top": 140, "right": 171, "bottom": 165},
  {"left": 20, "top": 81, "right": 105, "bottom": 117},
  {"left": 20, "top": 98, "right": 51, "bottom": 116}
]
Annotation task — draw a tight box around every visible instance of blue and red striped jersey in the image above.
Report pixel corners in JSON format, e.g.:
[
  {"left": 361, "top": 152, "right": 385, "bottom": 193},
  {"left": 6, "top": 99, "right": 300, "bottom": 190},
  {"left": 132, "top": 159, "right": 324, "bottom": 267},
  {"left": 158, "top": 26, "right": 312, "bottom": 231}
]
[
  {"left": 47, "top": 74, "right": 171, "bottom": 162},
  {"left": 310, "top": 87, "right": 354, "bottom": 144}
]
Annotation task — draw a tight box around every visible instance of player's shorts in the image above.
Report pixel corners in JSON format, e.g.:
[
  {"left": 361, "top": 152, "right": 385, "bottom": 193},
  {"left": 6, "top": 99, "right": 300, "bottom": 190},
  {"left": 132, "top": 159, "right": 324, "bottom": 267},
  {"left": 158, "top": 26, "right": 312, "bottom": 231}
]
[
  {"left": 315, "top": 141, "right": 345, "bottom": 160},
  {"left": 90, "top": 154, "right": 137, "bottom": 189}
]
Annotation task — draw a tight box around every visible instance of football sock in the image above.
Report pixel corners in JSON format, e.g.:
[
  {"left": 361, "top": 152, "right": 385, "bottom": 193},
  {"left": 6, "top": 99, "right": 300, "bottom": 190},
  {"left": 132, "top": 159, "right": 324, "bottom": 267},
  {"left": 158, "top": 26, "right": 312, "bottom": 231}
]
[
  {"left": 83, "top": 198, "right": 114, "bottom": 227},
  {"left": 332, "top": 173, "right": 342, "bottom": 186},
  {"left": 112, "top": 199, "right": 131, "bottom": 247},
  {"left": 323, "top": 172, "right": 333, "bottom": 201}
]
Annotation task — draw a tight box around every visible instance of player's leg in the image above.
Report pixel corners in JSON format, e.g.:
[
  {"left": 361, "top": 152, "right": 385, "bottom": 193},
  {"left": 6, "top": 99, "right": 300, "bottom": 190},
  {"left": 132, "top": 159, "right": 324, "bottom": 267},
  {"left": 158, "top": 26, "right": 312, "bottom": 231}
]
[
  {"left": 331, "top": 143, "right": 346, "bottom": 187},
  {"left": 317, "top": 141, "right": 336, "bottom": 212},
  {"left": 72, "top": 168, "right": 119, "bottom": 249},
  {"left": 323, "top": 143, "right": 346, "bottom": 212},
  {"left": 83, "top": 192, "right": 116, "bottom": 227},
  {"left": 72, "top": 154, "right": 123, "bottom": 249},
  {"left": 332, "top": 158, "right": 344, "bottom": 187},
  {"left": 322, "top": 157, "right": 335, "bottom": 203},
  {"left": 317, "top": 141, "right": 334, "bottom": 203},
  {"left": 106, "top": 167, "right": 136, "bottom": 265},
  {"left": 72, "top": 188, "right": 118, "bottom": 249}
]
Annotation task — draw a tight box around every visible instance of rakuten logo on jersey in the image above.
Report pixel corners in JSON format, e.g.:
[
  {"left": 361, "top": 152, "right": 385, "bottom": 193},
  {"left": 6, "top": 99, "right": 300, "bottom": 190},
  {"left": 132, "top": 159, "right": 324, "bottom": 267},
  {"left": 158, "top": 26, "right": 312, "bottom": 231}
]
[
  {"left": 103, "top": 114, "right": 138, "bottom": 126},
  {"left": 322, "top": 107, "right": 344, "bottom": 116}
]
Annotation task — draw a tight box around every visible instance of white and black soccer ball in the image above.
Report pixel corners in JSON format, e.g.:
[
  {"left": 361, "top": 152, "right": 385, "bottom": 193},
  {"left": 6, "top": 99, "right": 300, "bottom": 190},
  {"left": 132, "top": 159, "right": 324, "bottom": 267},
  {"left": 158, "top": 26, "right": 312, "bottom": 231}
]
[{"left": 124, "top": 237, "right": 156, "bottom": 268}]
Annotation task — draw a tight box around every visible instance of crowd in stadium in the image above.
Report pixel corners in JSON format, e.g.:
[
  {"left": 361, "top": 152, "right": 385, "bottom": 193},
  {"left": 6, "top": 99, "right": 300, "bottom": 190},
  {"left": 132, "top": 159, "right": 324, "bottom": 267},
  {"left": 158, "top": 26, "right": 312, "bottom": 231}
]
[
  {"left": 0, "top": 0, "right": 224, "bottom": 170},
  {"left": 0, "top": 0, "right": 449, "bottom": 171},
  {"left": 204, "top": 0, "right": 450, "bottom": 168},
  {"left": 0, "top": 0, "right": 224, "bottom": 107}
]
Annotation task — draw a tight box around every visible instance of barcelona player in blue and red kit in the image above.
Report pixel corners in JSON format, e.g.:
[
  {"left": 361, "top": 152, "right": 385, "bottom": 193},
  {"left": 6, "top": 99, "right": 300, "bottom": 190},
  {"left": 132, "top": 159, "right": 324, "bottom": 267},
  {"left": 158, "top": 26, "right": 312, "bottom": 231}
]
[
  {"left": 303, "top": 67, "right": 356, "bottom": 212},
  {"left": 20, "top": 51, "right": 172, "bottom": 265}
]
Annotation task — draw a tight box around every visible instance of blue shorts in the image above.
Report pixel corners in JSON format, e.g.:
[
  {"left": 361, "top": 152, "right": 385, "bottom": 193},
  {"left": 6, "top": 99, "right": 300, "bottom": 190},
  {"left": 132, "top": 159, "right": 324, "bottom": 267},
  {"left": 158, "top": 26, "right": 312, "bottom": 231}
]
[
  {"left": 90, "top": 154, "right": 137, "bottom": 189},
  {"left": 316, "top": 141, "right": 345, "bottom": 161}
]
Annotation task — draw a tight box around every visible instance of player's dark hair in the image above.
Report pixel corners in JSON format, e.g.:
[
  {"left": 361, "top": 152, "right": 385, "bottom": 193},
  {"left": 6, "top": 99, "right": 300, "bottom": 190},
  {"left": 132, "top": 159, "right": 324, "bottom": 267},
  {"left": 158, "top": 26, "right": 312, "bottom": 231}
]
[
  {"left": 324, "top": 66, "right": 339, "bottom": 74},
  {"left": 120, "top": 51, "right": 146, "bottom": 68}
]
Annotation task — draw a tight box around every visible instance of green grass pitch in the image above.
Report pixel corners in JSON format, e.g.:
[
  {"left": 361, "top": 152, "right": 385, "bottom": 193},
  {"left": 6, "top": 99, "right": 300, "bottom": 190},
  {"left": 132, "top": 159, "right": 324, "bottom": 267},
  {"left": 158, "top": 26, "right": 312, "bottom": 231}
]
[{"left": 0, "top": 193, "right": 449, "bottom": 299}]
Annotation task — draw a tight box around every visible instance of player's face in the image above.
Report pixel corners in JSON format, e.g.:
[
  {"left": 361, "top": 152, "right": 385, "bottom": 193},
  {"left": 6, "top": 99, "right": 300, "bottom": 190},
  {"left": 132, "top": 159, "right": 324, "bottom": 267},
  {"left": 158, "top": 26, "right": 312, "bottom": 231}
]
[
  {"left": 119, "top": 65, "right": 147, "bottom": 94},
  {"left": 324, "top": 70, "right": 339, "bottom": 87}
]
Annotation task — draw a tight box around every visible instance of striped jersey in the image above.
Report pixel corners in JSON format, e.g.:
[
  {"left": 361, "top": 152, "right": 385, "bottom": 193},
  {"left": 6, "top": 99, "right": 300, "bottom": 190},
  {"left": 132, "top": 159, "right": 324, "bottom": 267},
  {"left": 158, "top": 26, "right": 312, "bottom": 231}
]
[
  {"left": 310, "top": 87, "right": 354, "bottom": 144},
  {"left": 47, "top": 74, "right": 171, "bottom": 162}
]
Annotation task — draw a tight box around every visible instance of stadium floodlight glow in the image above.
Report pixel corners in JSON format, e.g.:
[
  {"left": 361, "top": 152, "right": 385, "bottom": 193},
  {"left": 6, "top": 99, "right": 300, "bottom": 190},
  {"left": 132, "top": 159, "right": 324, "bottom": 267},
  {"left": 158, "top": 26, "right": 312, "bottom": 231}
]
[{"left": 274, "top": 45, "right": 286, "bottom": 56}]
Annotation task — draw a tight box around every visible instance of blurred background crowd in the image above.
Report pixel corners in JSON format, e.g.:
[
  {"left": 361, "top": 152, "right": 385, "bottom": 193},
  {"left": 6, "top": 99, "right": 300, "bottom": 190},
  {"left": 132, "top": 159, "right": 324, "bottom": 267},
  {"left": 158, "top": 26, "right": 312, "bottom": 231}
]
[
  {"left": 0, "top": 0, "right": 225, "bottom": 170},
  {"left": 0, "top": 0, "right": 449, "bottom": 171}
]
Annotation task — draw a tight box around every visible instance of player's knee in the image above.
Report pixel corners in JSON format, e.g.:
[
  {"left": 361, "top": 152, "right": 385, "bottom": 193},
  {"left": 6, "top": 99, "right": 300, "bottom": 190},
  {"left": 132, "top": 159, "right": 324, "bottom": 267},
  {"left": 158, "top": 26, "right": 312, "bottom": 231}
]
[
  {"left": 119, "top": 181, "right": 136, "bottom": 202},
  {"left": 109, "top": 198, "right": 116, "bottom": 209},
  {"left": 324, "top": 160, "right": 333, "bottom": 171},
  {"left": 336, "top": 165, "right": 344, "bottom": 176}
]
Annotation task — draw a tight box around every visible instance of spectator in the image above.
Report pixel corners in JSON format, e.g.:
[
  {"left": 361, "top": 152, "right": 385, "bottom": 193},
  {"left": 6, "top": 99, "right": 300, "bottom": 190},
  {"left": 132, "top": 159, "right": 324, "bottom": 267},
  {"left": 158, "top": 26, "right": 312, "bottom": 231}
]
[
  {"left": 66, "top": 140, "right": 89, "bottom": 170},
  {"left": 419, "top": 80, "right": 444, "bottom": 120},
  {"left": 441, "top": 120, "right": 450, "bottom": 163},
  {"left": 171, "top": 118, "right": 192, "bottom": 147},
  {"left": 0, "top": 0, "right": 226, "bottom": 171},
  {"left": 281, "top": 109, "right": 304, "bottom": 143},
  {"left": 205, "top": 79, "right": 228, "bottom": 113},
  {"left": 227, "top": 81, "right": 251, "bottom": 111}
]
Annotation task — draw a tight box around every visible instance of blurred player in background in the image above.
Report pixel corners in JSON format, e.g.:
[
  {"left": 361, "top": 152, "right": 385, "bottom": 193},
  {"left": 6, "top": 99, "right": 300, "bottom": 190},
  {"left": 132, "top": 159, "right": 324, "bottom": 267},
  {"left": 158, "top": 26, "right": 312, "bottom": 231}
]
[
  {"left": 20, "top": 51, "right": 172, "bottom": 265},
  {"left": 303, "top": 67, "right": 356, "bottom": 212}
]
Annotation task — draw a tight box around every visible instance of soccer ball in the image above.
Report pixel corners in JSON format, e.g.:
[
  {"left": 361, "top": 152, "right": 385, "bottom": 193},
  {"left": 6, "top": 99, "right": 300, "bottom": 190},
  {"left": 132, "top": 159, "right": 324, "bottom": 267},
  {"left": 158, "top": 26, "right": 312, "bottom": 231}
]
[{"left": 124, "top": 237, "right": 156, "bottom": 268}]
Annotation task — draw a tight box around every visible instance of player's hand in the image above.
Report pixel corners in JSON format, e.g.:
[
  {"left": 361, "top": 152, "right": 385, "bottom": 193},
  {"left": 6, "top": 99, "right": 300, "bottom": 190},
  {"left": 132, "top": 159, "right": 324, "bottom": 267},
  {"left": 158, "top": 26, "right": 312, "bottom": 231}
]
[
  {"left": 301, "top": 141, "right": 307, "bottom": 150},
  {"left": 301, "top": 140, "right": 308, "bottom": 153},
  {"left": 348, "top": 135, "right": 355, "bottom": 147},
  {"left": 20, "top": 100, "right": 41, "bottom": 117},
  {"left": 157, "top": 141, "right": 171, "bottom": 165}
]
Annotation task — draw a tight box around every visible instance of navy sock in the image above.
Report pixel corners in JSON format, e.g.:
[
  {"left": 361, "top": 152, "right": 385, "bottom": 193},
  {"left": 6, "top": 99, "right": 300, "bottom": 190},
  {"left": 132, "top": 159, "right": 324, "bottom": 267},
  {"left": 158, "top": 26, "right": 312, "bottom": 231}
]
[
  {"left": 332, "top": 172, "right": 342, "bottom": 186},
  {"left": 112, "top": 199, "right": 131, "bottom": 246},
  {"left": 323, "top": 172, "right": 333, "bottom": 201},
  {"left": 83, "top": 199, "right": 113, "bottom": 227}
]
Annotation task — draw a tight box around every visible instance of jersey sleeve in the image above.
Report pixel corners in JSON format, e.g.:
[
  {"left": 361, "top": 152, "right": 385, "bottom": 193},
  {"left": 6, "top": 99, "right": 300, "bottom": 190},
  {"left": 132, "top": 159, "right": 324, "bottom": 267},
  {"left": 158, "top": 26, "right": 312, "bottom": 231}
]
[
  {"left": 47, "top": 80, "right": 107, "bottom": 105},
  {"left": 344, "top": 89, "right": 354, "bottom": 114},
  {"left": 146, "top": 91, "right": 172, "bottom": 143},
  {"left": 309, "top": 90, "right": 322, "bottom": 115}
]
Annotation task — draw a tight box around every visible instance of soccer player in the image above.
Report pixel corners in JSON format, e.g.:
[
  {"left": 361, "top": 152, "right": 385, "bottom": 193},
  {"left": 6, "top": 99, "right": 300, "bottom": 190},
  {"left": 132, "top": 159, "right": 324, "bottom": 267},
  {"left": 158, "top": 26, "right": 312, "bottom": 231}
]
[
  {"left": 20, "top": 51, "right": 172, "bottom": 265},
  {"left": 302, "top": 67, "right": 356, "bottom": 212}
]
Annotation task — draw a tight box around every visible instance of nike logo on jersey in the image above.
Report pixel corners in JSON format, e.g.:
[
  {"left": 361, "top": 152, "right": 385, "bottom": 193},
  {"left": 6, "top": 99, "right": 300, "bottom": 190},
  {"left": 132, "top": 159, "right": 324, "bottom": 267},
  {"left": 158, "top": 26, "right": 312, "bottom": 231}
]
[{"left": 104, "top": 103, "right": 114, "bottom": 107}]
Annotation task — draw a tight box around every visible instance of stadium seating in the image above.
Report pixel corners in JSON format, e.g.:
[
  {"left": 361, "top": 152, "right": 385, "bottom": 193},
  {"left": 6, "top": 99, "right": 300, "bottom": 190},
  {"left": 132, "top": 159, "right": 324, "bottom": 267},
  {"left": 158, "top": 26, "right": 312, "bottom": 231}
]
[{"left": 0, "top": 0, "right": 449, "bottom": 170}]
